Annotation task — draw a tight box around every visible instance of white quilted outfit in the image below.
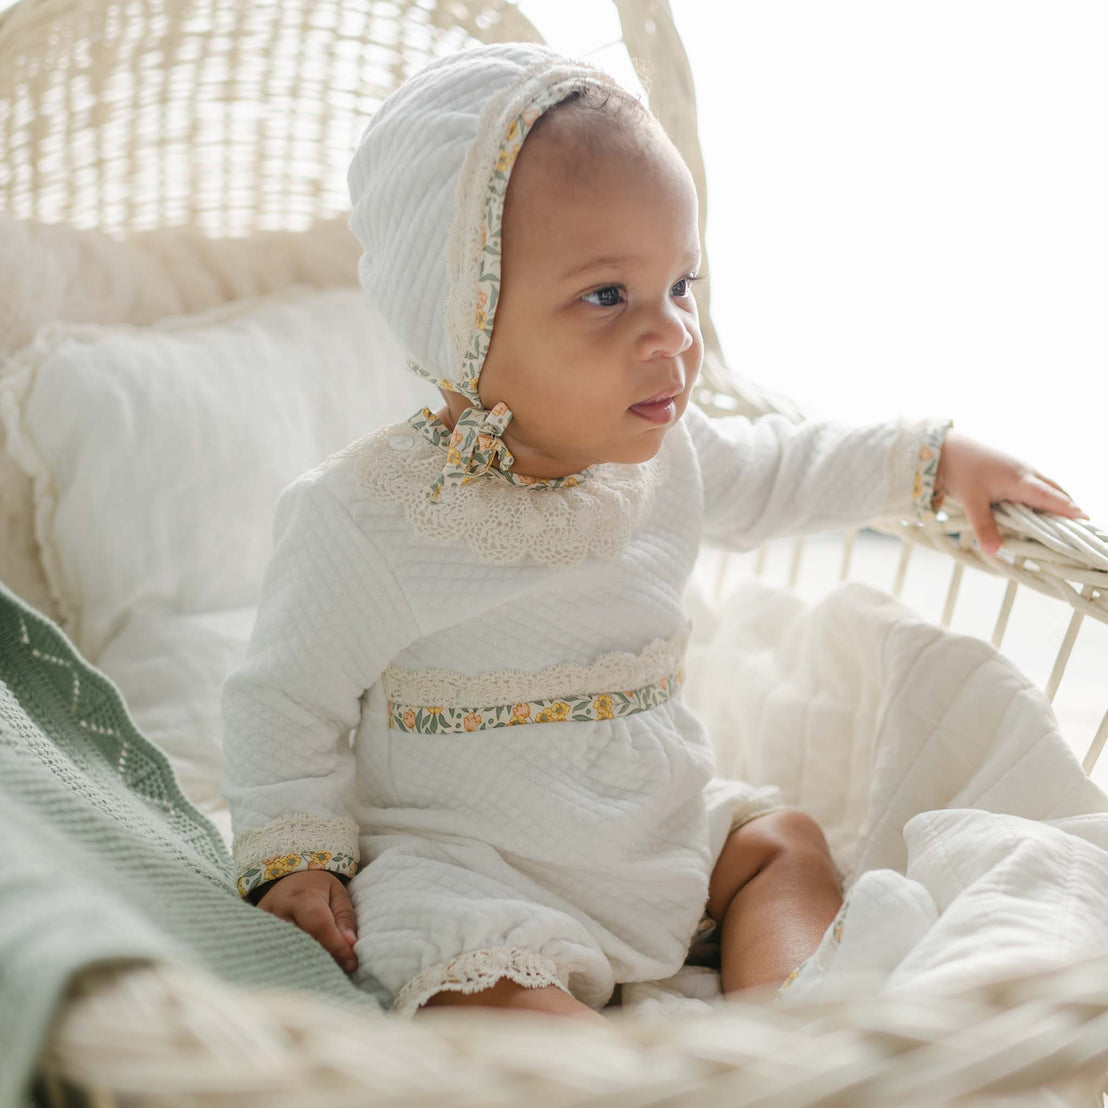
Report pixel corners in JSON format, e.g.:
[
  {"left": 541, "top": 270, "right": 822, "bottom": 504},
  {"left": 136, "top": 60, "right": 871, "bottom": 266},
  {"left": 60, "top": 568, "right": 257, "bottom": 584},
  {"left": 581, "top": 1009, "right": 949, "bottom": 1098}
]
[{"left": 220, "top": 42, "right": 951, "bottom": 1017}]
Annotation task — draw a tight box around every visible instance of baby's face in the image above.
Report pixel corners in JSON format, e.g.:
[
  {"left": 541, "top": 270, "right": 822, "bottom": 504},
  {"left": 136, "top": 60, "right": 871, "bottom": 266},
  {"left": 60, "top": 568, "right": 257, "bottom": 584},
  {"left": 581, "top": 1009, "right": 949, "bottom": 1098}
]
[{"left": 443, "top": 108, "right": 703, "bottom": 479}]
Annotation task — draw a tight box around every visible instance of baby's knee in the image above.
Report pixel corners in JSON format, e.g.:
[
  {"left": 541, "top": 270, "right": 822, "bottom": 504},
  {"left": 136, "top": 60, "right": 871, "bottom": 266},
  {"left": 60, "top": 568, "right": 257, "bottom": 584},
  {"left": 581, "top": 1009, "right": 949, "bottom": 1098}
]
[
  {"left": 734, "top": 807, "right": 832, "bottom": 861},
  {"left": 707, "top": 808, "right": 837, "bottom": 924}
]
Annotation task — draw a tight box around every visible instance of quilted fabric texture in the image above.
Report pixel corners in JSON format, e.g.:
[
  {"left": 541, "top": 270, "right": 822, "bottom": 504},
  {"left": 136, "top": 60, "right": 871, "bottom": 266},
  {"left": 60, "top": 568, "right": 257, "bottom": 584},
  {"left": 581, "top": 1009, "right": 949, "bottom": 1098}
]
[{"left": 221, "top": 399, "right": 946, "bottom": 1013}]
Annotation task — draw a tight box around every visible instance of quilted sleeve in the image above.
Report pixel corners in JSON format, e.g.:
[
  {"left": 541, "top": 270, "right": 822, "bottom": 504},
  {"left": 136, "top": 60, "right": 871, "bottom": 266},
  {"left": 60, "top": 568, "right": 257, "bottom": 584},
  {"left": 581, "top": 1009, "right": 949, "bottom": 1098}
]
[
  {"left": 220, "top": 475, "right": 422, "bottom": 900},
  {"left": 683, "top": 402, "right": 951, "bottom": 554}
]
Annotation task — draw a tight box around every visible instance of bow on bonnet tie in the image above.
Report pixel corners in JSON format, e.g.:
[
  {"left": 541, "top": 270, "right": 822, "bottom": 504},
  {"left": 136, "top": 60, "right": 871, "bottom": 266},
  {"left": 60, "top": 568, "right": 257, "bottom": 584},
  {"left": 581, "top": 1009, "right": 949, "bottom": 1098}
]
[{"left": 426, "top": 402, "right": 516, "bottom": 501}]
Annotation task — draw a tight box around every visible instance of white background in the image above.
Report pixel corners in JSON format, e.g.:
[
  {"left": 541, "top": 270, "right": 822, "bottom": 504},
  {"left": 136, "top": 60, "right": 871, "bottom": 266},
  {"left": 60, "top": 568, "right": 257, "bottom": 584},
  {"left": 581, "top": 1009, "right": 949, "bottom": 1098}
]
[{"left": 523, "top": 0, "right": 1106, "bottom": 523}]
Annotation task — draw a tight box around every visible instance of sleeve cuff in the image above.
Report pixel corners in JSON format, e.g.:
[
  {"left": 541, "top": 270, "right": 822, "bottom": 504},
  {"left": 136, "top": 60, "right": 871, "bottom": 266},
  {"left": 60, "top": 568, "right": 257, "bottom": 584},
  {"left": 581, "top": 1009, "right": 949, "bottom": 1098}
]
[
  {"left": 881, "top": 417, "right": 953, "bottom": 520},
  {"left": 232, "top": 814, "right": 360, "bottom": 900},
  {"left": 911, "top": 418, "right": 953, "bottom": 518}
]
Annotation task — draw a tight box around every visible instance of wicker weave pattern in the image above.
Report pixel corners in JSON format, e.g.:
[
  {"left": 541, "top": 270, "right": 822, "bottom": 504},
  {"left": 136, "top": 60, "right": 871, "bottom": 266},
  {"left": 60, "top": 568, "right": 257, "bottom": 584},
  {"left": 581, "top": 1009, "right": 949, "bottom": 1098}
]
[
  {"left": 0, "top": 0, "right": 544, "bottom": 235},
  {"left": 41, "top": 958, "right": 1108, "bottom": 1107}
]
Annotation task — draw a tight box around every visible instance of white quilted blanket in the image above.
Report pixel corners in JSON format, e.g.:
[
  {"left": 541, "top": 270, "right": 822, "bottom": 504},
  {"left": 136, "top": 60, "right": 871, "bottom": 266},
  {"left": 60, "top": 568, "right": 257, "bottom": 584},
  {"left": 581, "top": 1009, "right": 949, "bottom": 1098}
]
[{"left": 625, "top": 575, "right": 1108, "bottom": 1016}]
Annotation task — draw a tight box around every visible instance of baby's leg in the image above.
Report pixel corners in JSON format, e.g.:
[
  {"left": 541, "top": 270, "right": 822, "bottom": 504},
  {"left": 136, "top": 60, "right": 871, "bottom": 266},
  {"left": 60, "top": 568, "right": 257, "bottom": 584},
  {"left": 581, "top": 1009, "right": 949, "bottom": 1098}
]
[
  {"left": 418, "top": 976, "right": 608, "bottom": 1023},
  {"left": 707, "top": 808, "right": 842, "bottom": 993}
]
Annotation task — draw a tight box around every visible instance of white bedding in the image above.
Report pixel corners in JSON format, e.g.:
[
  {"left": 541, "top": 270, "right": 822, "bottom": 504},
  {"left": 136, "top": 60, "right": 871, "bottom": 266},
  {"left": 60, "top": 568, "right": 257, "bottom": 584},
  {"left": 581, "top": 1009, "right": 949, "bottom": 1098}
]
[
  {"left": 95, "top": 563, "right": 1108, "bottom": 1021},
  {"left": 626, "top": 573, "right": 1108, "bottom": 1020}
]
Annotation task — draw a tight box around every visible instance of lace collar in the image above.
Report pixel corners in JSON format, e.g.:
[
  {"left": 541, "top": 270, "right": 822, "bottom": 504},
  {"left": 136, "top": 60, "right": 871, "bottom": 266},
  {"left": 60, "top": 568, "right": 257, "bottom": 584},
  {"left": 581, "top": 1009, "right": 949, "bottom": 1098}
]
[{"left": 356, "top": 407, "right": 674, "bottom": 567}]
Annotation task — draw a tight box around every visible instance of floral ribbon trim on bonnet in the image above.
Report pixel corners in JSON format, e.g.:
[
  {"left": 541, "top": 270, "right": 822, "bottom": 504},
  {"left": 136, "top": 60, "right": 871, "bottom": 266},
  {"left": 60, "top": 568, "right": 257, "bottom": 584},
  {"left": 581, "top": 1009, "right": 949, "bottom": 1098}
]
[
  {"left": 405, "top": 79, "right": 599, "bottom": 500},
  {"left": 236, "top": 850, "right": 357, "bottom": 900},
  {"left": 389, "top": 666, "right": 686, "bottom": 734},
  {"left": 407, "top": 406, "right": 593, "bottom": 501},
  {"left": 912, "top": 418, "right": 952, "bottom": 516}
]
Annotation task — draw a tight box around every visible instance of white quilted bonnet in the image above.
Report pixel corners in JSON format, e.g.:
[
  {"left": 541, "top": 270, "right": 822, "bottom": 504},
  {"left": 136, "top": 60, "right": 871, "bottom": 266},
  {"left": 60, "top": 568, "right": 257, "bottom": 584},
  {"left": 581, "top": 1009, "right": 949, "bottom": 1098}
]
[{"left": 346, "top": 42, "right": 644, "bottom": 501}]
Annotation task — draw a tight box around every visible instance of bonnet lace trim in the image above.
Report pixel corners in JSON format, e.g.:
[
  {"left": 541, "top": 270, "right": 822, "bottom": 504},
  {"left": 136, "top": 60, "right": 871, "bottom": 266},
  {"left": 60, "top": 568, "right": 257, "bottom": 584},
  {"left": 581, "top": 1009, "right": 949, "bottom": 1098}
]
[
  {"left": 391, "top": 947, "right": 574, "bottom": 1019},
  {"left": 357, "top": 415, "right": 674, "bottom": 567},
  {"left": 383, "top": 621, "right": 691, "bottom": 708}
]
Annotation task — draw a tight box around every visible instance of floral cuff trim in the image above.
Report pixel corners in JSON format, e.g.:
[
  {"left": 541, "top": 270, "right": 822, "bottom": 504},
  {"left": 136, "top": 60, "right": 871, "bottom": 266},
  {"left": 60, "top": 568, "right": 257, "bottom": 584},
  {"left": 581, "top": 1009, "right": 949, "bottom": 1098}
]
[
  {"left": 388, "top": 666, "right": 685, "bottom": 734},
  {"left": 391, "top": 947, "right": 574, "bottom": 1019},
  {"left": 236, "top": 850, "right": 358, "bottom": 900},
  {"left": 911, "top": 418, "right": 953, "bottom": 517},
  {"left": 232, "top": 813, "right": 360, "bottom": 899}
]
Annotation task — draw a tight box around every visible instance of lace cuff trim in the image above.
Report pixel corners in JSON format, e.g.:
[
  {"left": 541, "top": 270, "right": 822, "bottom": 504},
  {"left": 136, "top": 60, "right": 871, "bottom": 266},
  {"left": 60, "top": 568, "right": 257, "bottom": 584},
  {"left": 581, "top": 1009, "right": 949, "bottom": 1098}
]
[
  {"left": 232, "top": 814, "right": 360, "bottom": 899},
  {"left": 391, "top": 947, "right": 574, "bottom": 1019}
]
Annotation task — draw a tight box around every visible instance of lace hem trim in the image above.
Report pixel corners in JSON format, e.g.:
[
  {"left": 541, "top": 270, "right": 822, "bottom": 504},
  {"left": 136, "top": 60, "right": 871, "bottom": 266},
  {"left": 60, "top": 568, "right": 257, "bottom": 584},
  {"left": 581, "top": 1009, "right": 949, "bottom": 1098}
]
[
  {"left": 391, "top": 947, "right": 574, "bottom": 1019},
  {"left": 384, "top": 622, "right": 691, "bottom": 706},
  {"left": 232, "top": 814, "right": 360, "bottom": 897},
  {"left": 357, "top": 413, "right": 673, "bottom": 567}
]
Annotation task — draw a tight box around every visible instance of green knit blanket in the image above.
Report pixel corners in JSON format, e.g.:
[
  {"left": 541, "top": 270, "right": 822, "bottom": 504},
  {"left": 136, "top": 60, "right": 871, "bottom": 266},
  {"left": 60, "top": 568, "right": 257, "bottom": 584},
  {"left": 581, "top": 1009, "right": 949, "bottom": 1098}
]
[{"left": 0, "top": 579, "right": 383, "bottom": 1108}]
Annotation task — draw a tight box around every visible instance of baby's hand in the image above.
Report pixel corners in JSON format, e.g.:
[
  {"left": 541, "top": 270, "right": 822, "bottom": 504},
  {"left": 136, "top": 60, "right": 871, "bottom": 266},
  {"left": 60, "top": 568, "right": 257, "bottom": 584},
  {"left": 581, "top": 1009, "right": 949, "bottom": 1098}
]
[
  {"left": 256, "top": 870, "right": 359, "bottom": 973},
  {"left": 935, "top": 429, "right": 1089, "bottom": 556}
]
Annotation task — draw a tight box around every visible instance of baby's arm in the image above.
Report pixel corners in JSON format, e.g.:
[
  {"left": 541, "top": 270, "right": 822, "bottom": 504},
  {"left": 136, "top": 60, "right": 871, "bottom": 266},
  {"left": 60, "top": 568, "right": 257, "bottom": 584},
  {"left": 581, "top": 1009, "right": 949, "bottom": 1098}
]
[
  {"left": 683, "top": 401, "right": 949, "bottom": 552},
  {"left": 221, "top": 474, "right": 420, "bottom": 967}
]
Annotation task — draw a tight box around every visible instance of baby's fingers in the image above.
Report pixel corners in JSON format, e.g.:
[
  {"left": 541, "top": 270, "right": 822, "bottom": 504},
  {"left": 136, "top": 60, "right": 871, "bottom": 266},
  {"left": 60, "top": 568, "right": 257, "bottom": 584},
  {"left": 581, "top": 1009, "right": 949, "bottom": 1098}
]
[
  {"left": 962, "top": 493, "right": 1003, "bottom": 557},
  {"left": 1018, "top": 472, "right": 1088, "bottom": 519},
  {"left": 329, "top": 881, "right": 359, "bottom": 951},
  {"left": 292, "top": 894, "right": 358, "bottom": 973}
]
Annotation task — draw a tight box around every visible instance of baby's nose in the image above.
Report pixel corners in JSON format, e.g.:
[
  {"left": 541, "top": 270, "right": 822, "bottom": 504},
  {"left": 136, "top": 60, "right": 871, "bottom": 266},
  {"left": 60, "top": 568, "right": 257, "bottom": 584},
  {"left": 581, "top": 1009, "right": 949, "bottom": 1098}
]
[{"left": 637, "top": 304, "right": 694, "bottom": 360}]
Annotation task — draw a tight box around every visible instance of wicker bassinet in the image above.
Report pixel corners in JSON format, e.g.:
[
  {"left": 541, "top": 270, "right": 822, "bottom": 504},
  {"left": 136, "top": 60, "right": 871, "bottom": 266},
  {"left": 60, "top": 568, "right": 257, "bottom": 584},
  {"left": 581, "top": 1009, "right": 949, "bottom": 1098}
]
[{"left": 4, "top": 1, "right": 1108, "bottom": 1104}]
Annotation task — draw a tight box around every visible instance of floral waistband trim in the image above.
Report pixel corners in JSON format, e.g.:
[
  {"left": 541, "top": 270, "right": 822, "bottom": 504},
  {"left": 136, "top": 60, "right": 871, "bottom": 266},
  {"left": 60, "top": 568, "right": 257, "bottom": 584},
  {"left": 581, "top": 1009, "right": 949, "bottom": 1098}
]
[{"left": 388, "top": 666, "right": 685, "bottom": 734}]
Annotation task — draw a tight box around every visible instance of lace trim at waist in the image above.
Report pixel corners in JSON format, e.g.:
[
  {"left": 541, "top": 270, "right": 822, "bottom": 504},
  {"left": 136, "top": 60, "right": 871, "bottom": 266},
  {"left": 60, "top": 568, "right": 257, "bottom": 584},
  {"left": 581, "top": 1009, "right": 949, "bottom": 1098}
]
[{"left": 387, "top": 665, "right": 685, "bottom": 733}]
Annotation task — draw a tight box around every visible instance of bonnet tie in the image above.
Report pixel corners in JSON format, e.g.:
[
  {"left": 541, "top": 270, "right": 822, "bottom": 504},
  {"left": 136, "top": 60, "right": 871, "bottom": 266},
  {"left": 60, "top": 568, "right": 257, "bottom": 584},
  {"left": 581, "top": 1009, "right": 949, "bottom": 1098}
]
[{"left": 427, "top": 401, "right": 515, "bottom": 502}]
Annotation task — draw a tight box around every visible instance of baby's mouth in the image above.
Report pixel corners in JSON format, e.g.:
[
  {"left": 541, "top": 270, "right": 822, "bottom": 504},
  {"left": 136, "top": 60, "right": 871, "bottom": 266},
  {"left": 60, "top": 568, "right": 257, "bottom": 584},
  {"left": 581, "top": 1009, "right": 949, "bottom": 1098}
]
[
  {"left": 629, "top": 395, "right": 678, "bottom": 423},
  {"left": 634, "top": 387, "right": 681, "bottom": 406}
]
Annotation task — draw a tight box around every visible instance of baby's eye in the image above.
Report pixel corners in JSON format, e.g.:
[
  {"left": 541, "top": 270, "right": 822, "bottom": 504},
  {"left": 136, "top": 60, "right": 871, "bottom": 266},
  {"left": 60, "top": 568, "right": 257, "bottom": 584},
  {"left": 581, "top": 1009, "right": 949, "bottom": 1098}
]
[
  {"left": 672, "top": 273, "right": 704, "bottom": 297},
  {"left": 582, "top": 285, "right": 624, "bottom": 308}
]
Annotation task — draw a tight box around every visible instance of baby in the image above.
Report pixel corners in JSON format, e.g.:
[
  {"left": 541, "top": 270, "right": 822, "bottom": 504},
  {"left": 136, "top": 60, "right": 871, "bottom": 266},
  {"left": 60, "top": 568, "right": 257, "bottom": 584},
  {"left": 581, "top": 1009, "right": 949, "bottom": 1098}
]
[{"left": 220, "top": 43, "right": 1086, "bottom": 1022}]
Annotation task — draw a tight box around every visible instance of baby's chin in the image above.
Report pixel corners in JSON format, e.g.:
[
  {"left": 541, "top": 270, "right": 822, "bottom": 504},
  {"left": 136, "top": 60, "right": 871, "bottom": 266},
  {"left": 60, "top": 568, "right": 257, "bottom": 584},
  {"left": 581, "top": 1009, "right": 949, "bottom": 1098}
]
[{"left": 591, "top": 429, "right": 672, "bottom": 467}]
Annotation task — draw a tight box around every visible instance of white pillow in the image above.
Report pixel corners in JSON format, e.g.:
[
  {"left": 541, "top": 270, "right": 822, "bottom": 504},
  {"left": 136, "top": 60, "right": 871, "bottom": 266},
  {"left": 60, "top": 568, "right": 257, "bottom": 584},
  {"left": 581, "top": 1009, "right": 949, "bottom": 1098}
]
[
  {"left": 96, "top": 602, "right": 256, "bottom": 814},
  {"left": 0, "top": 284, "right": 436, "bottom": 661}
]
